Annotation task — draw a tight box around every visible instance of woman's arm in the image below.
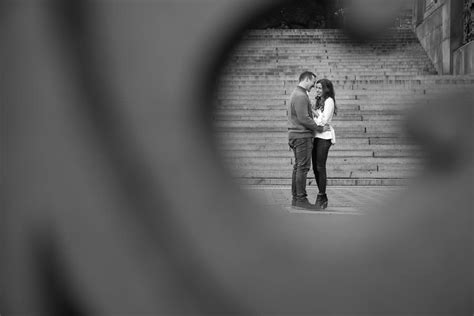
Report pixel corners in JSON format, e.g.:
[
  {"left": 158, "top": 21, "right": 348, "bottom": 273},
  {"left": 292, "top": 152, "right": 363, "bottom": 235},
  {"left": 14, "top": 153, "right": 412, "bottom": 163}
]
[
  {"left": 315, "top": 98, "right": 334, "bottom": 126},
  {"left": 313, "top": 109, "right": 331, "bottom": 132}
]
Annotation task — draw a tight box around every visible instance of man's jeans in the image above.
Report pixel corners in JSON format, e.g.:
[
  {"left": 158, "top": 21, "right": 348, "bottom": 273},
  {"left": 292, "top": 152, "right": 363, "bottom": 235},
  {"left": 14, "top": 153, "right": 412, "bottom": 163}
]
[{"left": 289, "top": 137, "right": 313, "bottom": 202}]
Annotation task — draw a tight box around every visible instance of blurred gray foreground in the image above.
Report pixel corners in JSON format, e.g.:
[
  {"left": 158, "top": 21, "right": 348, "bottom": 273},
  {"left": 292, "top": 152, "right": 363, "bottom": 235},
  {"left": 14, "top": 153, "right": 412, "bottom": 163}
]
[{"left": 1, "top": 0, "right": 473, "bottom": 314}]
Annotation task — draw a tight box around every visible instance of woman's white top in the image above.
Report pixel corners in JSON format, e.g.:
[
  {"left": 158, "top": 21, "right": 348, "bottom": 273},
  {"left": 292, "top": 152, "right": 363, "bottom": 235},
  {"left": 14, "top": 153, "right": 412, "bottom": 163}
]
[{"left": 314, "top": 97, "right": 336, "bottom": 144}]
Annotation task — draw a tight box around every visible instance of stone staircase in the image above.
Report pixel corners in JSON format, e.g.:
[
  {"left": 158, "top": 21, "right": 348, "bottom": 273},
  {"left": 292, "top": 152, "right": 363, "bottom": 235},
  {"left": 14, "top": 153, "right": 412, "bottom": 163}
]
[{"left": 215, "top": 29, "right": 474, "bottom": 186}]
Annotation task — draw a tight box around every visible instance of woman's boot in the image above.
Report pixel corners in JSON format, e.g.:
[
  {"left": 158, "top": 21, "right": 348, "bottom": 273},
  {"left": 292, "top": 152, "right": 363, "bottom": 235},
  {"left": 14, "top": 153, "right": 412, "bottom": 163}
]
[{"left": 316, "top": 193, "right": 328, "bottom": 209}]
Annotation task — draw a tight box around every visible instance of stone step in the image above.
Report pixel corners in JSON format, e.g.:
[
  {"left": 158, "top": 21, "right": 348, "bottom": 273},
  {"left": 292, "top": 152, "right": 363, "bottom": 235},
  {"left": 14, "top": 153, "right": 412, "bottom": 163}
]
[
  {"left": 216, "top": 96, "right": 386, "bottom": 101},
  {"left": 237, "top": 39, "right": 423, "bottom": 43},
  {"left": 241, "top": 35, "right": 420, "bottom": 40},
  {"left": 215, "top": 100, "right": 407, "bottom": 106},
  {"left": 223, "top": 68, "right": 431, "bottom": 73},
  {"left": 232, "top": 46, "right": 424, "bottom": 49},
  {"left": 217, "top": 135, "right": 366, "bottom": 144},
  {"left": 232, "top": 51, "right": 427, "bottom": 55},
  {"left": 246, "top": 69, "right": 425, "bottom": 73},
  {"left": 217, "top": 87, "right": 435, "bottom": 94},
  {"left": 222, "top": 72, "right": 428, "bottom": 78},
  {"left": 368, "top": 137, "right": 414, "bottom": 145},
  {"left": 217, "top": 92, "right": 376, "bottom": 98},
  {"left": 229, "top": 51, "right": 427, "bottom": 54},
  {"left": 216, "top": 97, "right": 432, "bottom": 104},
  {"left": 237, "top": 40, "right": 422, "bottom": 45},
  {"left": 358, "top": 104, "right": 414, "bottom": 111},
  {"left": 215, "top": 114, "right": 405, "bottom": 122},
  {"left": 228, "top": 162, "right": 421, "bottom": 174},
  {"left": 215, "top": 128, "right": 403, "bottom": 137},
  {"left": 217, "top": 84, "right": 471, "bottom": 93},
  {"left": 225, "top": 65, "right": 432, "bottom": 71},
  {"left": 242, "top": 34, "right": 419, "bottom": 39},
  {"left": 224, "top": 156, "right": 418, "bottom": 166},
  {"left": 238, "top": 41, "right": 422, "bottom": 45},
  {"left": 229, "top": 55, "right": 430, "bottom": 61},
  {"left": 227, "top": 63, "right": 431, "bottom": 68},
  {"left": 219, "top": 133, "right": 410, "bottom": 141},
  {"left": 215, "top": 104, "right": 363, "bottom": 111},
  {"left": 215, "top": 120, "right": 405, "bottom": 129},
  {"left": 219, "top": 143, "right": 417, "bottom": 151},
  {"left": 219, "top": 75, "right": 474, "bottom": 81},
  {"left": 215, "top": 129, "right": 401, "bottom": 137},
  {"left": 240, "top": 37, "right": 420, "bottom": 40},
  {"left": 234, "top": 42, "right": 423, "bottom": 47},
  {"left": 215, "top": 103, "right": 409, "bottom": 110},
  {"left": 222, "top": 147, "right": 419, "bottom": 157},
  {"left": 216, "top": 130, "right": 411, "bottom": 140},
  {"left": 215, "top": 98, "right": 421, "bottom": 106},
  {"left": 228, "top": 56, "right": 430, "bottom": 61},
  {"left": 242, "top": 34, "right": 418, "bottom": 38},
  {"left": 227, "top": 169, "right": 415, "bottom": 179},
  {"left": 229, "top": 63, "right": 429, "bottom": 68},
  {"left": 239, "top": 34, "right": 420, "bottom": 39},
  {"left": 238, "top": 43, "right": 424, "bottom": 46},
  {"left": 239, "top": 40, "right": 423, "bottom": 44},
  {"left": 215, "top": 102, "right": 416, "bottom": 111},
  {"left": 217, "top": 82, "right": 472, "bottom": 89},
  {"left": 257, "top": 39, "right": 424, "bottom": 43},
  {"left": 219, "top": 85, "right": 432, "bottom": 93},
  {"left": 226, "top": 160, "right": 421, "bottom": 171},
  {"left": 235, "top": 178, "right": 408, "bottom": 186},
  {"left": 217, "top": 135, "right": 413, "bottom": 146},
  {"left": 274, "top": 49, "right": 428, "bottom": 53},
  {"left": 215, "top": 108, "right": 407, "bottom": 114},
  {"left": 215, "top": 108, "right": 406, "bottom": 116},
  {"left": 218, "top": 80, "right": 440, "bottom": 86},
  {"left": 223, "top": 65, "right": 429, "bottom": 70},
  {"left": 216, "top": 94, "right": 427, "bottom": 102}
]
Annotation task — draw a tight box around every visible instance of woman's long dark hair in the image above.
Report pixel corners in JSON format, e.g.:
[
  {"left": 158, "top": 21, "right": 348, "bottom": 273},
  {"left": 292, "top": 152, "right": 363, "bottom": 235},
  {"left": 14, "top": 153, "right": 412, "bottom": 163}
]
[{"left": 315, "top": 78, "right": 337, "bottom": 116}]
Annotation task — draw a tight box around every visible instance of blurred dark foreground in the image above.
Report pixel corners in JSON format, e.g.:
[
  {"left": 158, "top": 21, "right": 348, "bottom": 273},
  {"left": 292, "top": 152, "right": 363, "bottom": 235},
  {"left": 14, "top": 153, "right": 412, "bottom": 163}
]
[{"left": 1, "top": 1, "right": 473, "bottom": 314}]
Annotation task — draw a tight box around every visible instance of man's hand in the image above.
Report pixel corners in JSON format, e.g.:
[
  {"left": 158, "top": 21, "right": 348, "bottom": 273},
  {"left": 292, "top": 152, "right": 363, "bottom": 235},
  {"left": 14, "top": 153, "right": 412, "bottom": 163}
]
[
  {"left": 315, "top": 125, "right": 331, "bottom": 133},
  {"left": 312, "top": 109, "right": 319, "bottom": 118}
]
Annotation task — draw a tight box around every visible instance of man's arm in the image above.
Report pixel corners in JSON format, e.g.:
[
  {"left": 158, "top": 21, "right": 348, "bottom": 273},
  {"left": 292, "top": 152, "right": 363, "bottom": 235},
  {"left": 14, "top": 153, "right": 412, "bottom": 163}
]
[{"left": 293, "top": 95, "right": 325, "bottom": 133}]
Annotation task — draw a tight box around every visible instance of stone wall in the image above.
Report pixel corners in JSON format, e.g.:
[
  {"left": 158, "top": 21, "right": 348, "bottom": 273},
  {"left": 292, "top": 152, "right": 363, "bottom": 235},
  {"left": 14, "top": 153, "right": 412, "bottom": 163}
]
[
  {"left": 453, "top": 41, "right": 474, "bottom": 74},
  {"left": 414, "top": 0, "right": 452, "bottom": 74},
  {"left": 413, "top": 0, "right": 473, "bottom": 74},
  {"left": 453, "top": 0, "right": 474, "bottom": 74}
]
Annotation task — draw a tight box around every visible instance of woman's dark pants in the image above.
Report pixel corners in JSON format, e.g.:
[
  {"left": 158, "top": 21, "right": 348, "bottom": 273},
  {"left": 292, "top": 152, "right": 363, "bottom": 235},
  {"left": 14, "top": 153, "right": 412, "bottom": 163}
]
[{"left": 312, "top": 138, "right": 332, "bottom": 194}]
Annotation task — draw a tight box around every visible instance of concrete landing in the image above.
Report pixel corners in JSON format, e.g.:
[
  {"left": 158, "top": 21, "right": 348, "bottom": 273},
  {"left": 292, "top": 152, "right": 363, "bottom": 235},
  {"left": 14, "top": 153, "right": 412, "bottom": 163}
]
[{"left": 242, "top": 185, "right": 404, "bottom": 214}]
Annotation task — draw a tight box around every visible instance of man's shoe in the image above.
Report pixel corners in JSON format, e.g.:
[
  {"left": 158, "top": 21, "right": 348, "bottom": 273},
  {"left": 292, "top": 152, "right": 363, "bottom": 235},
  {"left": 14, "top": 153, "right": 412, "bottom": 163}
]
[{"left": 293, "top": 199, "right": 317, "bottom": 210}]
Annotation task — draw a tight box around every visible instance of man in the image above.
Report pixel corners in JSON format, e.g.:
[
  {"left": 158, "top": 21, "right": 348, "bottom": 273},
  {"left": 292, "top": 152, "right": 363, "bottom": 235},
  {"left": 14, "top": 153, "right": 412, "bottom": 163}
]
[{"left": 288, "top": 71, "right": 328, "bottom": 209}]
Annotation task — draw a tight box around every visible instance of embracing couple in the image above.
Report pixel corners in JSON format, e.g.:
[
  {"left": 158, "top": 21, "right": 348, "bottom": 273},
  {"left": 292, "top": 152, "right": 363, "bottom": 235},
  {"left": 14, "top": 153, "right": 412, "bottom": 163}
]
[{"left": 288, "top": 71, "right": 337, "bottom": 210}]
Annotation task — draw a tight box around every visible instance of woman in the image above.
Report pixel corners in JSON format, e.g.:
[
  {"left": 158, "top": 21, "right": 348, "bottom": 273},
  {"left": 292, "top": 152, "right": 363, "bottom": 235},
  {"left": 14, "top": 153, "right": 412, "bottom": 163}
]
[{"left": 312, "top": 79, "right": 337, "bottom": 209}]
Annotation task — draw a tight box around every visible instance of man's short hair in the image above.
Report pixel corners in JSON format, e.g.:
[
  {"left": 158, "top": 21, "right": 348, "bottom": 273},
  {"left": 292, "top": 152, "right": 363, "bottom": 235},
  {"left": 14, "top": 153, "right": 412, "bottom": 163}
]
[{"left": 299, "top": 71, "right": 316, "bottom": 82}]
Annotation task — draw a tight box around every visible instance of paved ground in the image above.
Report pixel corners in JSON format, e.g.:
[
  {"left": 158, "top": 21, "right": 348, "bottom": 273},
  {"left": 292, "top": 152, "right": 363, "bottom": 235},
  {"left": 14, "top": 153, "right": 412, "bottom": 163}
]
[{"left": 242, "top": 185, "right": 405, "bottom": 215}]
